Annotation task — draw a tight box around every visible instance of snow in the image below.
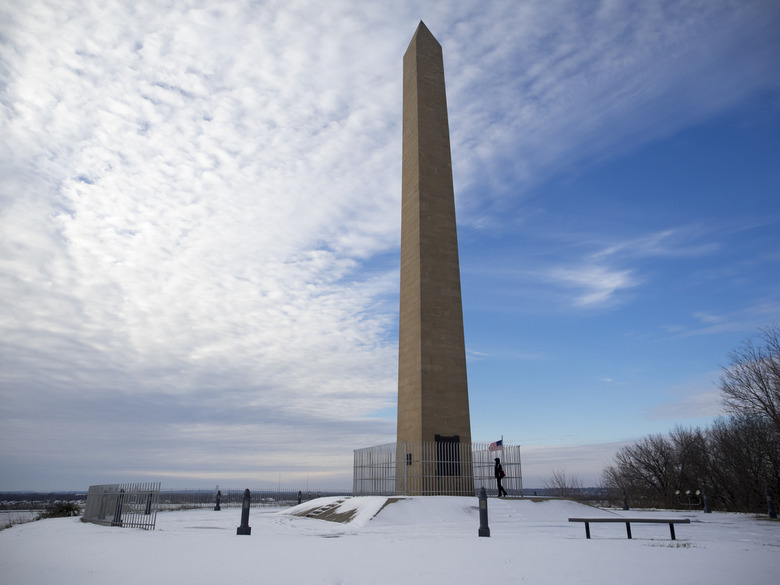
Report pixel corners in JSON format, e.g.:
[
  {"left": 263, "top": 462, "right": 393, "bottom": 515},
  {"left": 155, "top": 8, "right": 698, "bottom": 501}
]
[{"left": 0, "top": 497, "right": 777, "bottom": 585}]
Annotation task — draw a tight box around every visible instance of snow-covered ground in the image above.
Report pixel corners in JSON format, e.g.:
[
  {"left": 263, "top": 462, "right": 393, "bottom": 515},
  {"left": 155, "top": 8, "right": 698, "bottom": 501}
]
[{"left": 0, "top": 497, "right": 777, "bottom": 584}]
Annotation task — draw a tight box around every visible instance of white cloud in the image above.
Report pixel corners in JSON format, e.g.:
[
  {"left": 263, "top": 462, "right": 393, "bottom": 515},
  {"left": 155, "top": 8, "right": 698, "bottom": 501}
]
[
  {"left": 645, "top": 370, "right": 726, "bottom": 421},
  {"left": 1, "top": 0, "right": 406, "bottom": 487},
  {"left": 659, "top": 300, "right": 780, "bottom": 338},
  {"left": 693, "top": 312, "right": 726, "bottom": 324},
  {"left": 592, "top": 227, "right": 719, "bottom": 261},
  {"left": 650, "top": 391, "right": 724, "bottom": 421},
  {"left": 445, "top": 0, "right": 780, "bottom": 205},
  {"left": 547, "top": 264, "right": 637, "bottom": 307},
  {"left": 537, "top": 225, "right": 725, "bottom": 308}
]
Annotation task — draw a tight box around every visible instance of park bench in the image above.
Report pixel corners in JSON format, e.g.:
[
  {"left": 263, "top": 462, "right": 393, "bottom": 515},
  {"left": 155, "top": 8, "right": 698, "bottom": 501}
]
[{"left": 568, "top": 517, "right": 690, "bottom": 540}]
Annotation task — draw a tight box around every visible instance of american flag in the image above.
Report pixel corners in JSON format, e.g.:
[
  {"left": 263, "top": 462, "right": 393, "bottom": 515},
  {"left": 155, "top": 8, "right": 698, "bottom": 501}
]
[{"left": 488, "top": 439, "right": 503, "bottom": 451}]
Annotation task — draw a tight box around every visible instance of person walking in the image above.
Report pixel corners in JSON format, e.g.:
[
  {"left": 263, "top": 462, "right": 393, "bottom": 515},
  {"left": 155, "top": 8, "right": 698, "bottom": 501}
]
[{"left": 495, "top": 457, "right": 508, "bottom": 497}]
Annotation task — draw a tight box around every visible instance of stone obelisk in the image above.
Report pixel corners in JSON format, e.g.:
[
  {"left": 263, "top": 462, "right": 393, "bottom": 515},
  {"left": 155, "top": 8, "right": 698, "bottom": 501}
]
[{"left": 396, "top": 22, "right": 472, "bottom": 495}]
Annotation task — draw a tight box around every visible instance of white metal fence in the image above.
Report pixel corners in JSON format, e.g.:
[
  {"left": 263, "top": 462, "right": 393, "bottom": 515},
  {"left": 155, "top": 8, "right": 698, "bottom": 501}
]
[
  {"left": 354, "top": 442, "right": 522, "bottom": 496},
  {"left": 83, "top": 482, "right": 161, "bottom": 530},
  {"left": 157, "top": 488, "right": 347, "bottom": 509}
]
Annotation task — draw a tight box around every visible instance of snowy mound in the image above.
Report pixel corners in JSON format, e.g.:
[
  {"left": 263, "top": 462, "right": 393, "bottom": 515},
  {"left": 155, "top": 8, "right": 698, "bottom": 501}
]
[
  {"left": 280, "top": 495, "right": 601, "bottom": 528},
  {"left": 282, "top": 495, "right": 394, "bottom": 526}
]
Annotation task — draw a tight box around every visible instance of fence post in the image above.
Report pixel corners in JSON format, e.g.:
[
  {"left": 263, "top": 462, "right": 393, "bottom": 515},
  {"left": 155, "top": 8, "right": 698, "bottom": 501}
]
[
  {"left": 478, "top": 487, "right": 490, "bottom": 537},
  {"left": 237, "top": 489, "right": 252, "bottom": 535}
]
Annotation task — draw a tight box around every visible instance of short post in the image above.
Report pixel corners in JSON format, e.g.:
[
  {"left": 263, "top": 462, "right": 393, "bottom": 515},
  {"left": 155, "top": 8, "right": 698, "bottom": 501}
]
[
  {"left": 702, "top": 490, "right": 711, "bottom": 513},
  {"left": 236, "top": 489, "right": 252, "bottom": 535},
  {"left": 478, "top": 487, "right": 490, "bottom": 537},
  {"left": 214, "top": 490, "right": 221, "bottom": 511},
  {"left": 622, "top": 488, "right": 629, "bottom": 511},
  {"left": 297, "top": 491, "right": 302, "bottom": 505},
  {"left": 768, "top": 489, "right": 777, "bottom": 519}
]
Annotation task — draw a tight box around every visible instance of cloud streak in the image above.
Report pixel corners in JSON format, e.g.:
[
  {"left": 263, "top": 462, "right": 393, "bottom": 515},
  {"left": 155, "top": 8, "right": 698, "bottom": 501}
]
[
  {"left": 446, "top": 0, "right": 780, "bottom": 206},
  {"left": 547, "top": 264, "right": 637, "bottom": 307}
]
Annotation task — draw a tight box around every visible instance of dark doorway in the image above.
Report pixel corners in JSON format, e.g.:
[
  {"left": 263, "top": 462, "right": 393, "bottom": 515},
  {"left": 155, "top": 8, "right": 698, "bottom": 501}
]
[{"left": 435, "top": 434, "right": 461, "bottom": 476}]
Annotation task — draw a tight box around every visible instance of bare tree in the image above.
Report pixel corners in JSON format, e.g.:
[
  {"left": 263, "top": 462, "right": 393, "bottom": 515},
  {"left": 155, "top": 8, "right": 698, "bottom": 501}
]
[
  {"left": 708, "top": 415, "right": 780, "bottom": 512},
  {"left": 669, "top": 425, "right": 711, "bottom": 493},
  {"left": 602, "top": 417, "right": 779, "bottom": 513},
  {"left": 719, "top": 325, "right": 780, "bottom": 433},
  {"left": 601, "top": 434, "right": 678, "bottom": 507},
  {"left": 544, "top": 468, "right": 583, "bottom": 499}
]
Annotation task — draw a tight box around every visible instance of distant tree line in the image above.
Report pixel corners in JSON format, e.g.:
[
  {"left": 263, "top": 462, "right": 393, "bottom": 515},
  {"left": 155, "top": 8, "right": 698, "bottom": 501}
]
[
  {"left": 0, "top": 492, "right": 85, "bottom": 510},
  {"left": 601, "top": 326, "right": 780, "bottom": 513},
  {"left": 544, "top": 468, "right": 584, "bottom": 499}
]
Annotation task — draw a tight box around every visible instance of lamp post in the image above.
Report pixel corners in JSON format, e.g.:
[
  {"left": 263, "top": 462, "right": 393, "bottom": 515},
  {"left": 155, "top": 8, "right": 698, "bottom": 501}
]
[{"left": 675, "top": 489, "right": 702, "bottom": 509}]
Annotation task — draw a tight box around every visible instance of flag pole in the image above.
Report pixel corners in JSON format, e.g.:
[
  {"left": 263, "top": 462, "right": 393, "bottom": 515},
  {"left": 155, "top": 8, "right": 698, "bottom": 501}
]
[{"left": 501, "top": 435, "right": 506, "bottom": 495}]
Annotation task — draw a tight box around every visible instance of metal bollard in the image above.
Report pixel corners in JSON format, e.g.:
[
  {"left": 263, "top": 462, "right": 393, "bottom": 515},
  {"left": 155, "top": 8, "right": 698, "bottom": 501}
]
[
  {"left": 768, "top": 489, "right": 777, "bottom": 519},
  {"left": 478, "top": 487, "right": 490, "bottom": 537},
  {"left": 214, "top": 489, "right": 221, "bottom": 511},
  {"left": 236, "top": 489, "right": 252, "bottom": 535}
]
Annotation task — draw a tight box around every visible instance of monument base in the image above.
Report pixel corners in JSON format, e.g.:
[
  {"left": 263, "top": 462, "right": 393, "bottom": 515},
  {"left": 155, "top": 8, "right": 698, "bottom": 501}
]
[{"left": 353, "top": 441, "right": 523, "bottom": 497}]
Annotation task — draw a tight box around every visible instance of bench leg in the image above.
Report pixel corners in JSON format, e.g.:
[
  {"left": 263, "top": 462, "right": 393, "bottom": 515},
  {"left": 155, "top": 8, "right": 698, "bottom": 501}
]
[
  {"left": 669, "top": 523, "right": 676, "bottom": 541},
  {"left": 625, "top": 522, "right": 632, "bottom": 539},
  {"left": 585, "top": 522, "right": 590, "bottom": 539}
]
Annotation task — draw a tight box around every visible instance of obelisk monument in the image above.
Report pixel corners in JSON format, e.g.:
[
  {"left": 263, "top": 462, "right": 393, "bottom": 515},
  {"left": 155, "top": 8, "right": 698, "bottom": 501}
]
[{"left": 396, "top": 22, "right": 472, "bottom": 495}]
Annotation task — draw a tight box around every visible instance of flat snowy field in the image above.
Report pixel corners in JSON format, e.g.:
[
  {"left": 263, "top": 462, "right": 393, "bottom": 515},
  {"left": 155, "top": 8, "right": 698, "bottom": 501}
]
[{"left": 1, "top": 497, "right": 777, "bottom": 584}]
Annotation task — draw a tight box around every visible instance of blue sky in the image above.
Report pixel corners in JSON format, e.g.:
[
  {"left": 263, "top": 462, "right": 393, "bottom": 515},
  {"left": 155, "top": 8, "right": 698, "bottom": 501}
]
[{"left": 1, "top": 0, "right": 779, "bottom": 490}]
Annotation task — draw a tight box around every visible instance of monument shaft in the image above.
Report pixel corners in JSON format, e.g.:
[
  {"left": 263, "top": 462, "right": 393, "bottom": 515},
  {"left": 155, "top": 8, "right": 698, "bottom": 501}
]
[{"left": 397, "top": 23, "right": 472, "bottom": 494}]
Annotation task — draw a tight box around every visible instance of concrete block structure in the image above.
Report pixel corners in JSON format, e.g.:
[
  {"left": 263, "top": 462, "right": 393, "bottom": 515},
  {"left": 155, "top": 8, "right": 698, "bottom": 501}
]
[{"left": 396, "top": 22, "right": 473, "bottom": 495}]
